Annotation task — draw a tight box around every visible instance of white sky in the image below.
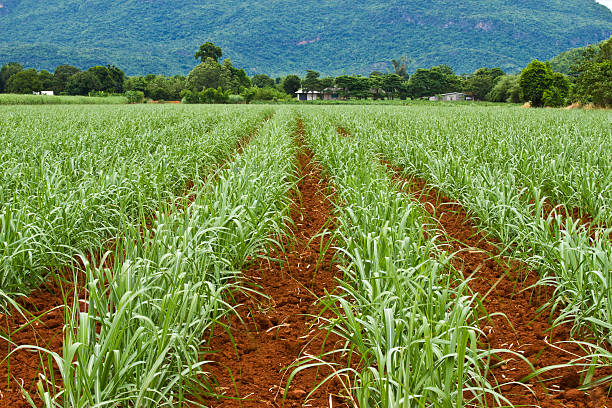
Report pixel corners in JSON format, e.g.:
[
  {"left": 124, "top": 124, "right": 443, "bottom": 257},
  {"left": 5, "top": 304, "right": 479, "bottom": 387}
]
[{"left": 596, "top": 0, "right": 612, "bottom": 10}]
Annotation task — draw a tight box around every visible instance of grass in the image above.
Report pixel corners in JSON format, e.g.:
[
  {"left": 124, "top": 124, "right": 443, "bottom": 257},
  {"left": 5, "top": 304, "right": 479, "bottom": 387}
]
[
  {"left": 0, "top": 94, "right": 129, "bottom": 105},
  {"left": 1, "top": 103, "right": 610, "bottom": 407},
  {"left": 0, "top": 105, "right": 273, "bottom": 308},
  {"left": 292, "top": 109, "right": 507, "bottom": 407}
]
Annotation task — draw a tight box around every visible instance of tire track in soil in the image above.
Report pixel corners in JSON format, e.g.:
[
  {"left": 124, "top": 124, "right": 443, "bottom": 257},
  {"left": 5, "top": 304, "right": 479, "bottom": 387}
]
[
  {"left": 386, "top": 167, "right": 611, "bottom": 408},
  {"left": 0, "top": 116, "right": 273, "bottom": 408},
  {"left": 198, "top": 124, "right": 349, "bottom": 408}
]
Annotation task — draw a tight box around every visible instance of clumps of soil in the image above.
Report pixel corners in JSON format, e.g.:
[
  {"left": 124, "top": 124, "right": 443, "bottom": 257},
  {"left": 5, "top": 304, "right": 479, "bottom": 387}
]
[
  {"left": 198, "top": 131, "right": 349, "bottom": 407},
  {"left": 386, "top": 167, "right": 611, "bottom": 408},
  {"left": 0, "top": 276, "right": 67, "bottom": 408},
  {"left": 336, "top": 126, "right": 351, "bottom": 138}
]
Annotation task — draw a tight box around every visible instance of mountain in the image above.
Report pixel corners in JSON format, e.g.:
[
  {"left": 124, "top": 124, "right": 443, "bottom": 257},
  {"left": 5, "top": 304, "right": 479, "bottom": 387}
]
[{"left": 0, "top": 0, "right": 611, "bottom": 77}]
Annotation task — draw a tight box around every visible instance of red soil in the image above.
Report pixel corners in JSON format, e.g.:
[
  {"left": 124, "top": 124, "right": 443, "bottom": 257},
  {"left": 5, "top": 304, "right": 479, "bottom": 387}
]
[
  {"left": 0, "top": 277, "right": 67, "bottom": 408},
  {"left": 198, "top": 138, "right": 350, "bottom": 407},
  {"left": 388, "top": 169, "right": 611, "bottom": 408}
]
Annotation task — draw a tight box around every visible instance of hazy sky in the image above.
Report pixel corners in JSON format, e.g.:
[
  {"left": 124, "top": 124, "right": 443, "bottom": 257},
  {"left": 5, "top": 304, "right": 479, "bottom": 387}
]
[{"left": 596, "top": 0, "right": 612, "bottom": 10}]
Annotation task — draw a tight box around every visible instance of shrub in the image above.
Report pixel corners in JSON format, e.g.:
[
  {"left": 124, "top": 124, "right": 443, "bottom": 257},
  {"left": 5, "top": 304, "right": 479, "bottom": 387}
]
[{"left": 125, "top": 90, "right": 145, "bottom": 104}]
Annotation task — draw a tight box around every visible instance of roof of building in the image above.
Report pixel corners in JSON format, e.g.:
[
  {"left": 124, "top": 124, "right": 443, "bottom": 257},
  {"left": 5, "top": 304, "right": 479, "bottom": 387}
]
[{"left": 295, "top": 89, "right": 320, "bottom": 94}]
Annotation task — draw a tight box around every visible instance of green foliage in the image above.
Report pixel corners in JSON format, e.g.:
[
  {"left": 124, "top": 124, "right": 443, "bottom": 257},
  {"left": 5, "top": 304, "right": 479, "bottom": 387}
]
[
  {"left": 87, "top": 65, "right": 125, "bottom": 93},
  {"left": 252, "top": 74, "right": 275, "bottom": 88},
  {"left": 144, "top": 75, "right": 185, "bottom": 101},
  {"left": 241, "top": 86, "right": 290, "bottom": 102},
  {"left": 302, "top": 70, "right": 323, "bottom": 92},
  {"left": 52, "top": 65, "right": 80, "bottom": 93},
  {"left": 228, "top": 94, "right": 244, "bottom": 104},
  {"left": 185, "top": 58, "right": 247, "bottom": 94},
  {"left": 1, "top": 1, "right": 610, "bottom": 76},
  {"left": 487, "top": 75, "right": 521, "bottom": 103},
  {"left": 65, "top": 71, "right": 102, "bottom": 95},
  {"left": 198, "top": 86, "right": 231, "bottom": 103},
  {"left": 38, "top": 70, "right": 54, "bottom": 90},
  {"left": 0, "top": 62, "right": 23, "bottom": 92},
  {"left": 464, "top": 67, "right": 504, "bottom": 100},
  {"left": 406, "top": 68, "right": 459, "bottom": 98},
  {"left": 0, "top": 94, "right": 127, "bottom": 104},
  {"left": 195, "top": 41, "right": 223, "bottom": 63},
  {"left": 281, "top": 75, "right": 301, "bottom": 95},
  {"left": 571, "top": 36, "right": 612, "bottom": 107},
  {"left": 125, "top": 90, "right": 145, "bottom": 103},
  {"left": 519, "top": 60, "right": 569, "bottom": 107},
  {"left": 6, "top": 68, "right": 41, "bottom": 93}
]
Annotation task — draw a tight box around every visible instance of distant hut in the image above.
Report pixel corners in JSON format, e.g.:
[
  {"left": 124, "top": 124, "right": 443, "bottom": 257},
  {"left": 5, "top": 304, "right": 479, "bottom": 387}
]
[
  {"left": 295, "top": 89, "right": 320, "bottom": 101},
  {"left": 296, "top": 88, "right": 344, "bottom": 101}
]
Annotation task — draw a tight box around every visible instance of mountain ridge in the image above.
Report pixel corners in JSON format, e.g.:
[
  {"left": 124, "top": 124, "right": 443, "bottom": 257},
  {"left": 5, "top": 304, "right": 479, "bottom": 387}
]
[{"left": 0, "top": 0, "right": 611, "bottom": 76}]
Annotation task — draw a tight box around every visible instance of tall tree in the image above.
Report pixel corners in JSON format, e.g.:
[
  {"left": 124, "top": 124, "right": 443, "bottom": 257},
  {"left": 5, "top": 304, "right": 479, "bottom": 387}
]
[
  {"left": 6, "top": 68, "right": 41, "bottom": 93},
  {"left": 186, "top": 58, "right": 231, "bottom": 92},
  {"left": 252, "top": 74, "right": 275, "bottom": 88},
  {"left": 282, "top": 75, "right": 301, "bottom": 95},
  {"left": 65, "top": 71, "right": 102, "bottom": 95},
  {"left": 38, "top": 70, "right": 54, "bottom": 90},
  {"left": 572, "top": 36, "right": 612, "bottom": 107},
  {"left": 464, "top": 67, "right": 505, "bottom": 100},
  {"left": 0, "top": 62, "right": 23, "bottom": 92},
  {"left": 519, "top": 60, "right": 564, "bottom": 107},
  {"left": 302, "top": 70, "right": 323, "bottom": 92},
  {"left": 195, "top": 42, "right": 223, "bottom": 63},
  {"left": 107, "top": 65, "right": 126, "bottom": 93},
  {"left": 391, "top": 56, "right": 410, "bottom": 78},
  {"left": 222, "top": 59, "right": 251, "bottom": 92},
  {"left": 53, "top": 65, "right": 80, "bottom": 93}
]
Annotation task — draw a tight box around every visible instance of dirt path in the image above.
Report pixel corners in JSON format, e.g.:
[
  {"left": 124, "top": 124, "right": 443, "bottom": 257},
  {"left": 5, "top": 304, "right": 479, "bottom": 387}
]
[
  {"left": 387, "top": 169, "right": 611, "bottom": 408},
  {"left": 199, "top": 128, "right": 348, "bottom": 408}
]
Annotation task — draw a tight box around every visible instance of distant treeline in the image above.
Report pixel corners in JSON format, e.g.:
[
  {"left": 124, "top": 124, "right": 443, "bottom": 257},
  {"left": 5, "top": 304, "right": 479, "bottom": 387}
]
[{"left": 0, "top": 37, "right": 609, "bottom": 107}]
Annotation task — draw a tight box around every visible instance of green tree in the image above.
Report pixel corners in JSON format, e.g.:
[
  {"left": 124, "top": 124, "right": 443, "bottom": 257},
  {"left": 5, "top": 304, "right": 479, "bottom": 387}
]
[
  {"left": 302, "top": 70, "right": 323, "bottom": 92},
  {"left": 464, "top": 67, "right": 505, "bottom": 100},
  {"left": 125, "top": 90, "right": 145, "bottom": 103},
  {"left": 391, "top": 56, "right": 409, "bottom": 78},
  {"left": 487, "top": 75, "right": 521, "bottom": 103},
  {"left": 380, "top": 74, "right": 405, "bottom": 99},
  {"left": 7, "top": 69, "right": 41, "bottom": 93},
  {"left": 65, "top": 71, "right": 102, "bottom": 95},
  {"left": 53, "top": 65, "right": 80, "bottom": 93},
  {"left": 572, "top": 36, "right": 612, "bottom": 107},
  {"left": 0, "top": 62, "right": 23, "bottom": 92},
  {"left": 252, "top": 74, "right": 275, "bottom": 88},
  {"left": 88, "top": 66, "right": 116, "bottom": 92},
  {"left": 107, "top": 65, "right": 126, "bottom": 93},
  {"left": 195, "top": 42, "right": 223, "bottom": 63},
  {"left": 222, "top": 59, "right": 251, "bottom": 93},
  {"left": 282, "top": 75, "right": 301, "bottom": 95},
  {"left": 519, "top": 60, "right": 555, "bottom": 107},
  {"left": 186, "top": 58, "right": 231, "bottom": 92},
  {"left": 38, "top": 70, "right": 54, "bottom": 90},
  {"left": 124, "top": 76, "right": 147, "bottom": 93},
  {"left": 406, "top": 69, "right": 447, "bottom": 98},
  {"left": 198, "top": 87, "right": 230, "bottom": 103}
]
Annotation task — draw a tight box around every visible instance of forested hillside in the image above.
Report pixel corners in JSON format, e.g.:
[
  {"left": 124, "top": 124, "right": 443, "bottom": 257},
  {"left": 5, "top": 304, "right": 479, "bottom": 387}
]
[{"left": 0, "top": 0, "right": 610, "bottom": 76}]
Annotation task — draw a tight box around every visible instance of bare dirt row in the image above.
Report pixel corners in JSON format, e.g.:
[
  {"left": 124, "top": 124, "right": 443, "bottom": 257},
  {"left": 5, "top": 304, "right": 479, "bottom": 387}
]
[
  {"left": 386, "top": 167, "right": 611, "bottom": 408},
  {"left": 199, "top": 123, "right": 348, "bottom": 407}
]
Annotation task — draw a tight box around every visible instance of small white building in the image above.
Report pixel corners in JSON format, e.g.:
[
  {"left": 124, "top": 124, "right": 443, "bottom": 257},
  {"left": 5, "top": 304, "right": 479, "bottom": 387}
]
[
  {"left": 429, "top": 92, "right": 466, "bottom": 101},
  {"left": 295, "top": 89, "right": 320, "bottom": 101},
  {"left": 33, "top": 91, "right": 54, "bottom": 96},
  {"left": 296, "top": 88, "right": 345, "bottom": 101}
]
